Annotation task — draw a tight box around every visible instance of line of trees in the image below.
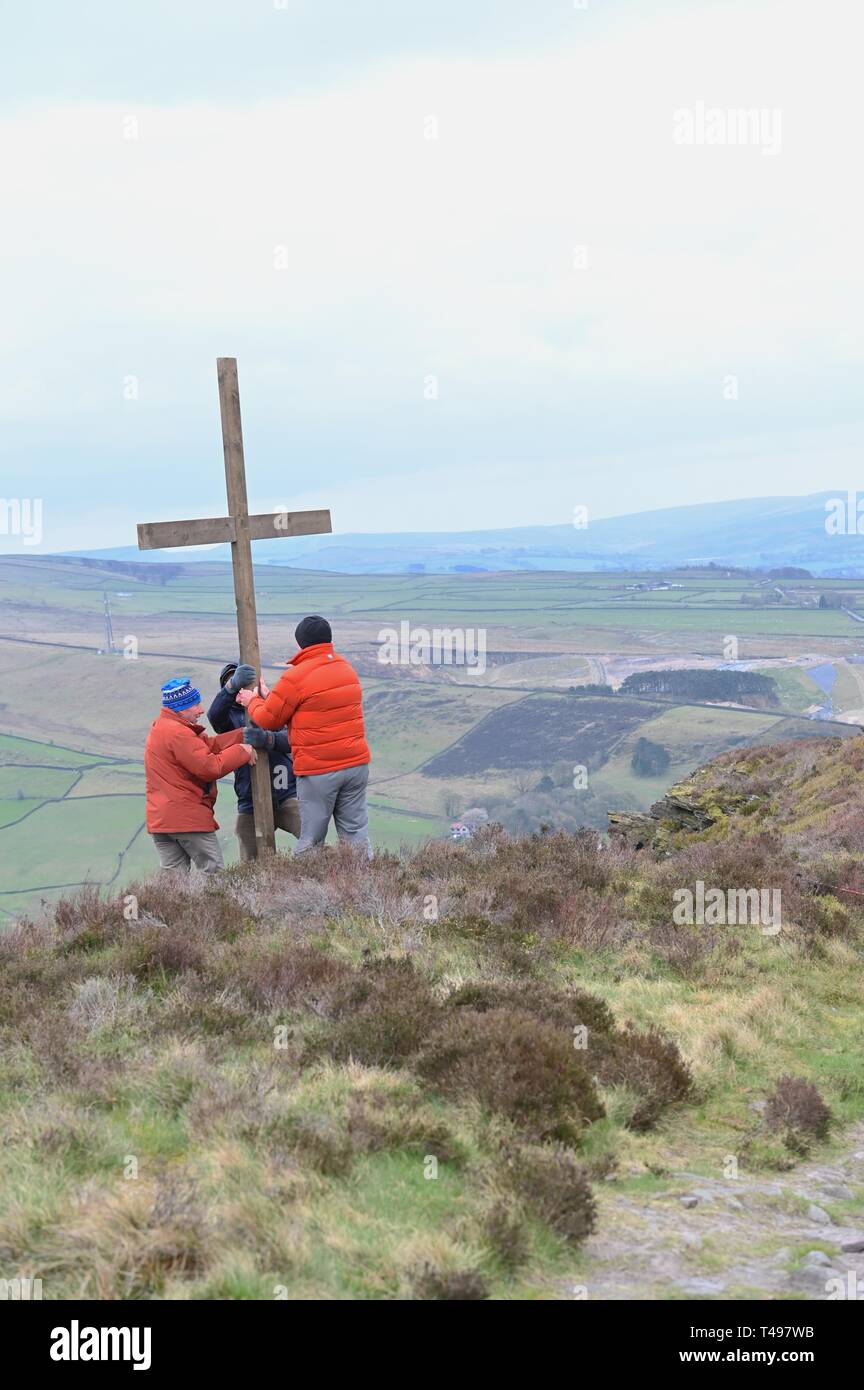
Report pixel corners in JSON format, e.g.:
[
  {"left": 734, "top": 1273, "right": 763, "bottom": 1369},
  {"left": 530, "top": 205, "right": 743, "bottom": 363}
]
[{"left": 620, "top": 669, "right": 779, "bottom": 704}]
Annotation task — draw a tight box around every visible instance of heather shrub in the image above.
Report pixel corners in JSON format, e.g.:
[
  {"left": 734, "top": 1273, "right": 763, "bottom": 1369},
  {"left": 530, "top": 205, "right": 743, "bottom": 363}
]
[
  {"left": 115, "top": 920, "right": 210, "bottom": 981},
  {"left": 314, "top": 957, "right": 438, "bottom": 1066},
  {"left": 764, "top": 1075, "right": 831, "bottom": 1155},
  {"left": 410, "top": 1264, "right": 490, "bottom": 1301},
  {"left": 481, "top": 1198, "right": 530, "bottom": 1272},
  {"left": 228, "top": 939, "right": 354, "bottom": 1011},
  {"left": 23, "top": 1008, "right": 92, "bottom": 1084},
  {"left": 415, "top": 1007, "right": 604, "bottom": 1143},
  {"left": 506, "top": 1142, "right": 597, "bottom": 1247},
  {"left": 591, "top": 1024, "right": 693, "bottom": 1131},
  {"left": 553, "top": 889, "right": 628, "bottom": 948},
  {"left": 444, "top": 977, "right": 616, "bottom": 1040},
  {"left": 0, "top": 950, "right": 87, "bottom": 1028},
  {"left": 53, "top": 886, "right": 124, "bottom": 951},
  {"left": 493, "top": 827, "right": 614, "bottom": 893},
  {"left": 646, "top": 832, "right": 790, "bottom": 926},
  {"left": 647, "top": 920, "right": 720, "bottom": 977}
]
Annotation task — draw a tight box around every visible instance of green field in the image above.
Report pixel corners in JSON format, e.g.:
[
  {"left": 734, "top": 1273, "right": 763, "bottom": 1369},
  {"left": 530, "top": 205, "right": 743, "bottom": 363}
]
[
  {"left": 1, "top": 555, "right": 862, "bottom": 921},
  {"left": 0, "top": 724, "right": 447, "bottom": 920},
  {"left": 4, "top": 556, "right": 864, "bottom": 643},
  {"left": 753, "top": 666, "right": 823, "bottom": 712}
]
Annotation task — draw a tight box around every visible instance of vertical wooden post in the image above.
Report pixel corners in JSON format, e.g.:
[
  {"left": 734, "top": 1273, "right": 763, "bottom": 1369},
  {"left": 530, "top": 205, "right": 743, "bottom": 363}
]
[{"left": 216, "top": 357, "right": 276, "bottom": 857}]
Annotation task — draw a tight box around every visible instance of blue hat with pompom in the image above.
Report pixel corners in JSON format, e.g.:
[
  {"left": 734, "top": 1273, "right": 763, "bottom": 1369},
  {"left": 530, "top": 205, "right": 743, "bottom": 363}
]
[{"left": 161, "top": 677, "right": 201, "bottom": 711}]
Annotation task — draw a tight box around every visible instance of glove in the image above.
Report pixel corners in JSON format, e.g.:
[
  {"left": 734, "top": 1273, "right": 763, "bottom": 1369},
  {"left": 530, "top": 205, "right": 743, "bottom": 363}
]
[
  {"left": 226, "top": 663, "right": 257, "bottom": 694},
  {"left": 243, "top": 726, "right": 275, "bottom": 751}
]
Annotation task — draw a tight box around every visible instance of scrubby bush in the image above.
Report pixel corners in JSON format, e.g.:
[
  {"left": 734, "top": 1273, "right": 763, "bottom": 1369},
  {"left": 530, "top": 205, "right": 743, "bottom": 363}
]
[
  {"left": 764, "top": 1075, "right": 831, "bottom": 1155},
  {"left": 592, "top": 1024, "right": 693, "bottom": 1131},
  {"left": 229, "top": 940, "right": 354, "bottom": 1011},
  {"left": 416, "top": 1007, "right": 604, "bottom": 1143},
  {"left": 410, "top": 1264, "right": 490, "bottom": 1300},
  {"left": 444, "top": 978, "right": 616, "bottom": 1040},
  {"left": 116, "top": 920, "right": 210, "bottom": 981},
  {"left": 314, "top": 957, "right": 438, "bottom": 1066},
  {"left": 647, "top": 920, "right": 720, "bottom": 977},
  {"left": 481, "top": 1198, "right": 530, "bottom": 1272},
  {"left": 506, "top": 1143, "right": 597, "bottom": 1246}
]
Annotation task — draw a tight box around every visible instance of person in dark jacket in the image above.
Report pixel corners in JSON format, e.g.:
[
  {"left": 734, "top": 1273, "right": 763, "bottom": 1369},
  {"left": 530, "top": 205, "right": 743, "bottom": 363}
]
[{"left": 208, "top": 661, "right": 300, "bottom": 860}]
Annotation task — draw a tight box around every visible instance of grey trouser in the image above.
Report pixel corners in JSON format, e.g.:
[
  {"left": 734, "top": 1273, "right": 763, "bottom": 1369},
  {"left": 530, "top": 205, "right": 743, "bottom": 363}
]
[
  {"left": 235, "top": 797, "right": 301, "bottom": 861},
  {"left": 295, "top": 764, "right": 371, "bottom": 855},
  {"left": 151, "top": 830, "right": 224, "bottom": 873}
]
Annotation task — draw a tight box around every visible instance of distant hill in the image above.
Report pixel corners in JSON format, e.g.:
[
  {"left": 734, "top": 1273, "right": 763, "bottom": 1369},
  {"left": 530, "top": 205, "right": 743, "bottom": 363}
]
[{"left": 58, "top": 491, "right": 864, "bottom": 576}]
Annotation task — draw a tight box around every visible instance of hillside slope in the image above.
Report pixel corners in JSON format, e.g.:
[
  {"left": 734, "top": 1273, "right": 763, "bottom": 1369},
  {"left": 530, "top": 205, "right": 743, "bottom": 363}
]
[
  {"left": 1, "top": 737, "right": 862, "bottom": 1300},
  {"left": 610, "top": 733, "right": 864, "bottom": 877}
]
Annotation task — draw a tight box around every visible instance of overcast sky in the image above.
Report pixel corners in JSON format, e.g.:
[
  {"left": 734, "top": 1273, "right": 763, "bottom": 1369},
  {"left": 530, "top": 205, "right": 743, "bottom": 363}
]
[{"left": 1, "top": 0, "right": 862, "bottom": 552}]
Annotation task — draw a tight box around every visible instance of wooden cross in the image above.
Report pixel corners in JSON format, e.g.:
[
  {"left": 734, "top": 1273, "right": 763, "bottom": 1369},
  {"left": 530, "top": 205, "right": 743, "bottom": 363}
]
[{"left": 137, "top": 357, "right": 332, "bottom": 856}]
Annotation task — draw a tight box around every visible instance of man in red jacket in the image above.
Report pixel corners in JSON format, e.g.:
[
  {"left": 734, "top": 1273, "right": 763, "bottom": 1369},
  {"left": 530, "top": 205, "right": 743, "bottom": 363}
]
[
  {"left": 145, "top": 676, "right": 261, "bottom": 872},
  {"left": 236, "top": 617, "right": 371, "bottom": 855}
]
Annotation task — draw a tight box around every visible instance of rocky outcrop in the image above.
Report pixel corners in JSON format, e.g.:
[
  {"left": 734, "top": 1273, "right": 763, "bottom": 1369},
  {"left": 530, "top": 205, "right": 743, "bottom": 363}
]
[{"left": 608, "top": 767, "right": 759, "bottom": 853}]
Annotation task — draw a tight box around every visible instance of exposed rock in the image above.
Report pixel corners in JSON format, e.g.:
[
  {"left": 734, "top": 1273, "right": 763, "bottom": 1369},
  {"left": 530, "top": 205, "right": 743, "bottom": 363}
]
[
  {"left": 788, "top": 1264, "right": 840, "bottom": 1295},
  {"left": 672, "top": 1277, "right": 727, "bottom": 1296},
  {"left": 680, "top": 1195, "right": 699, "bottom": 1209},
  {"left": 571, "top": 1121, "right": 864, "bottom": 1301},
  {"left": 806, "top": 1204, "right": 833, "bottom": 1225},
  {"left": 608, "top": 774, "right": 755, "bottom": 852},
  {"left": 606, "top": 810, "right": 656, "bottom": 851},
  {"left": 821, "top": 1183, "right": 853, "bottom": 1201}
]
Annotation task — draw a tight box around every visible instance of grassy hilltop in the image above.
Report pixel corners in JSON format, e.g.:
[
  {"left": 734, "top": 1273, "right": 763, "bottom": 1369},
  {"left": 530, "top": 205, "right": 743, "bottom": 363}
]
[{"left": 1, "top": 736, "right": 862, "bottom": 1300}]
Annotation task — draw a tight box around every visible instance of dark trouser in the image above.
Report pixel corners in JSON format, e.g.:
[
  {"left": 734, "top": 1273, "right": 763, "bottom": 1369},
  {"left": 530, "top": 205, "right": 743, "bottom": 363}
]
[
  {"left": 295, "top": 765, "right": 371, "bottom": 856},
  {"left": 235, "top": 797, "right": 301, "bottom": 861},
  {"left": 151, "top": 831, "right": 224, "bottom": 873}
]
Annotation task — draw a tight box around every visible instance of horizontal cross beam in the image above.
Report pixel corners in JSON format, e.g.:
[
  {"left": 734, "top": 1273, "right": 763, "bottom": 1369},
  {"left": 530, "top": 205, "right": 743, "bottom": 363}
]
[{"left": 137, "top": 508, "right": 332, "bottom": 551}]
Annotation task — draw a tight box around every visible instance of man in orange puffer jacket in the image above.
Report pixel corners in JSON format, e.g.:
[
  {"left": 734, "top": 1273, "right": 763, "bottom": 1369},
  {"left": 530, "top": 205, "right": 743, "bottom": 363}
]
[
  {"left": 236, "top": 617, "right": 371, "bottom": 855},
  {"left": 145, "top": 676, "right": 259, "bottom": 872}
]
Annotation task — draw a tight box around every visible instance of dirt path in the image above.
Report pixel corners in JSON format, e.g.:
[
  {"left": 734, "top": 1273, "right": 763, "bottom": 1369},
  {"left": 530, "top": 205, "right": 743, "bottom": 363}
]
[{"left": 570, "top": 1125, "right": 864, "bottom": 1300}]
